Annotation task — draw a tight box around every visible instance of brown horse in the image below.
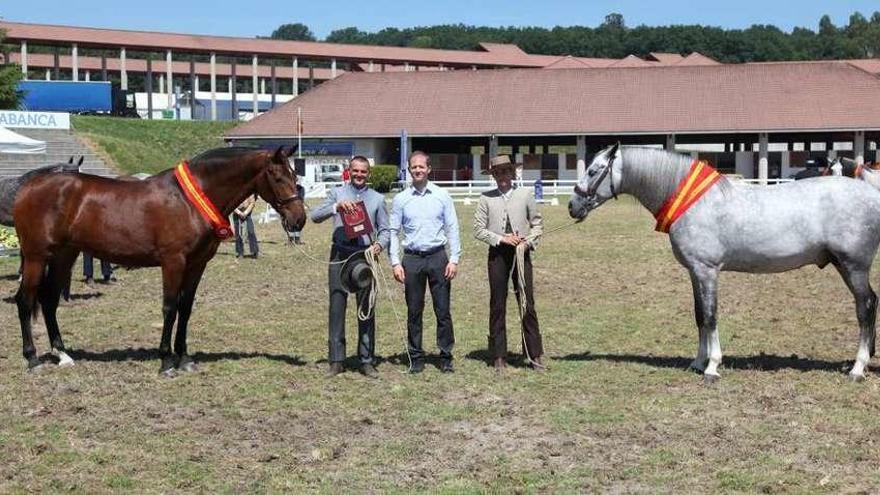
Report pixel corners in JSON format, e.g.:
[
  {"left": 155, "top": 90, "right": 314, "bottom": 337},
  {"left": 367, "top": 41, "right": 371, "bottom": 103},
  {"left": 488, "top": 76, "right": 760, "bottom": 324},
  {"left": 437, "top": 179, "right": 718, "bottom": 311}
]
[{"left": 13, "top": 146, "right": 306, "bottom": 375}]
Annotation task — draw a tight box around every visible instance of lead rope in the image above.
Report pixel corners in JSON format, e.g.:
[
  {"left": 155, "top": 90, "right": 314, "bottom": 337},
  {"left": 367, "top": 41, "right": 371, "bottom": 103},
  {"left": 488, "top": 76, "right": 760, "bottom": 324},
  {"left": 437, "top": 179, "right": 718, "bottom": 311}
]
[
  {"left": 515, "top": 220, "right": 580, "bottom": 369},
  {"left": 295, "top": 242, "right": 414, "bottom": 371}
]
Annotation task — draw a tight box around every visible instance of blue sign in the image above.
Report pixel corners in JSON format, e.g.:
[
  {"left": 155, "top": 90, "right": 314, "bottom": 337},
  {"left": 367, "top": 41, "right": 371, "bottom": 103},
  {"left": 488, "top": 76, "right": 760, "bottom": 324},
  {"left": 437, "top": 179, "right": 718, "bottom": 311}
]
[{"left": 249, "top": 140, "right": 353, "bottom": 156}]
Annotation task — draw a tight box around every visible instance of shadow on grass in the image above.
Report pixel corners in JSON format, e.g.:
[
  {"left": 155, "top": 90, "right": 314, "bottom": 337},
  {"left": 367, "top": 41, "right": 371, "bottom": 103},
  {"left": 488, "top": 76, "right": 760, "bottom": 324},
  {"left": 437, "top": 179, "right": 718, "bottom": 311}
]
[
  {"left": 0, "top": 273, "right": 20, "bottom": 281},
  {"left": 3, "top": 292, "right": 105, "bottom": 304},
  {"left": 67, "top": 347, "right": 306, "bottom": 366},
  {"left": 464, "top": 349, "right": 539, "bottom": 369},
  {"left": 313, "top": 353, "right": 458, "bottom": 371},
  {"left": 557, "top": 351, "right": 852, "bottom": 373}
]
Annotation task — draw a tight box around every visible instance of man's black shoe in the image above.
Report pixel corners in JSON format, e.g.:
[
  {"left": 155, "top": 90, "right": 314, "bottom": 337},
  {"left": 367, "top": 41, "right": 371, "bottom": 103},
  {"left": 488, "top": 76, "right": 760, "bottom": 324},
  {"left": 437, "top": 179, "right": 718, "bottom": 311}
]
[
  {"left": 360, "top": 363, "right": 379, "bottom": 378},
  {"left": 440, "top": 360, "right": 455, "bottom": 373},
  {"left": 326, "top": 362, "right": 344, "bottom": 378},
  {"left": 408, "top": 360, "right": 425, "bottom": 374}
]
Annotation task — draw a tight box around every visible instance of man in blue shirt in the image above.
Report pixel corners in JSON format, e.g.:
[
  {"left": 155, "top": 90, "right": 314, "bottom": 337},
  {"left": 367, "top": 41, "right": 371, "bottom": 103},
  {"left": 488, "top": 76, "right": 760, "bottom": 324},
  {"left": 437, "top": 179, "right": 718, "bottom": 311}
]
[
  {"left": 312, "top": 156, "right": 390, "bottom": 378},
  {"left": 390, "top": 151, "right": 461, "bottom": 373}
]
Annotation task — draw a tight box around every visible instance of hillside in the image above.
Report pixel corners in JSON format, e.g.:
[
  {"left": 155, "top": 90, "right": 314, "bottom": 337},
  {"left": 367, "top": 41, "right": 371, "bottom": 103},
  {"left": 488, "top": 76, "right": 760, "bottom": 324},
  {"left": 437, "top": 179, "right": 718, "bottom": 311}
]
[{"left": 72, "top": 116, "right": 238, "bottom": 175}]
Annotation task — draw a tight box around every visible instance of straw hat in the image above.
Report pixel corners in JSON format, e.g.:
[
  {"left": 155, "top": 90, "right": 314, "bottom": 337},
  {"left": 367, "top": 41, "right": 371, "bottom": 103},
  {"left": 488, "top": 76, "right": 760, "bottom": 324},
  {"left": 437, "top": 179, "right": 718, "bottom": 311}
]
[{"left": 483, "top": 155, "right": 515, "bottom": 175}]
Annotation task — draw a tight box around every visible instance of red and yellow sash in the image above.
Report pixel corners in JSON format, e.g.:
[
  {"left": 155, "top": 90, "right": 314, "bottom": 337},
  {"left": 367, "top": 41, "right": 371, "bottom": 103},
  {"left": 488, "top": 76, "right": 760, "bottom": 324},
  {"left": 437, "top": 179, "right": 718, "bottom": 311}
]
[
  {"left": 654, "top": 160, "right": 721, "bottom": 233},
  {"left": 173, "top": 160, "right": 233, "bottom": 240}
]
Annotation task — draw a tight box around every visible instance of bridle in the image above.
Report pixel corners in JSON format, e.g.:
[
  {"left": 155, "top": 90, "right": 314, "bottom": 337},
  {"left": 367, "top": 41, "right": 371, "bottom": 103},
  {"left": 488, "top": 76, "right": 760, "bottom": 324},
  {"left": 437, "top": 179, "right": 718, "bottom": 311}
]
[
  {"left": 573, "top": 153, "right": 618, "bottom": 203},
  {"left": 263, "top": 159, "right": 302, "bottom": 210}
]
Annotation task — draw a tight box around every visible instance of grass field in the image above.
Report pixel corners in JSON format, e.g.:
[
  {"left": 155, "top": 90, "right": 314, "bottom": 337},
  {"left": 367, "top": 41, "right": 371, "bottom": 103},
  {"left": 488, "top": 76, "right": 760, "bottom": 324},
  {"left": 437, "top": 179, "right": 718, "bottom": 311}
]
[
  {"left": 1, "top": 198, "right": 879, "bottom": 493},
  {"left": 72, "top": 116, "right": 238, "bottom": 175}
]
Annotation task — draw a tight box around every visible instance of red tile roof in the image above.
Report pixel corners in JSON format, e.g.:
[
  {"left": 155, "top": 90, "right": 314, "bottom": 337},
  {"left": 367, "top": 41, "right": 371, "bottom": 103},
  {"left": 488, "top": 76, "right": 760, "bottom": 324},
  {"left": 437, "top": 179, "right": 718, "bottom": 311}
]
[
  {"left": 0, "top": 20, "right": 596, "bottom": 68},
  {"left": 226, "top": 61, "right": 880, "bottom": 139}
]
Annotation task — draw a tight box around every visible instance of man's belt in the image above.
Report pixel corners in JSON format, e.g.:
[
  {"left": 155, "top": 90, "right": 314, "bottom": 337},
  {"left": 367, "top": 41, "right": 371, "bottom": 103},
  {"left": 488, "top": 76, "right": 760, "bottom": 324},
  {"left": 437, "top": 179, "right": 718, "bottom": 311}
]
[{"left": 404, "top": 245, "right": 445, "bottom": 256}]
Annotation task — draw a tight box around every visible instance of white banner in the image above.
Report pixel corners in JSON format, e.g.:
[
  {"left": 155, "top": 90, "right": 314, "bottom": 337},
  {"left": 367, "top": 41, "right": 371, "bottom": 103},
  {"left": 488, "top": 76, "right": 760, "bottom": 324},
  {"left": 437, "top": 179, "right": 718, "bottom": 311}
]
[{"left": 0, "top": 111, "right": 71, "bottom": 130}]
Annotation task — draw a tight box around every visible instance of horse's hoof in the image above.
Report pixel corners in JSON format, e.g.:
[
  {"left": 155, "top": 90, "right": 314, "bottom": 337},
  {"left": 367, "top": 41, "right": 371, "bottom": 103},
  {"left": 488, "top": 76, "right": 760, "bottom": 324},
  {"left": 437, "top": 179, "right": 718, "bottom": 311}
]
[
  {"left": 27, "top": 363, "right": 46, "bottom": 374},
  {"left": 159, "top": 367, "right": 177, "bottom": 378},
  {"left": 703, "top": 374, "right": 721, "bottom": 385},
  {"left": 849, "top": 373, "right": 866, "bottom": 383},
  {"left": 177, "top": 357, "right": 198, "bottom": 373},
  {"left": 56, "top": 352, "right": 75, "bottom": 367},
  {"left": 688, "top": 363, "right": 706, "bottom": 374}
]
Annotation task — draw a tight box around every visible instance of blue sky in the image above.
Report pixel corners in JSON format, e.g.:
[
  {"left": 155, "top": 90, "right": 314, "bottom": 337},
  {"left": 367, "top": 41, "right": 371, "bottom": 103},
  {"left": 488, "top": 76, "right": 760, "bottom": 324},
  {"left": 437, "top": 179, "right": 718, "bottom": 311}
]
[{"left": 2, "top": 1, "right": 877, "bottom": 39}]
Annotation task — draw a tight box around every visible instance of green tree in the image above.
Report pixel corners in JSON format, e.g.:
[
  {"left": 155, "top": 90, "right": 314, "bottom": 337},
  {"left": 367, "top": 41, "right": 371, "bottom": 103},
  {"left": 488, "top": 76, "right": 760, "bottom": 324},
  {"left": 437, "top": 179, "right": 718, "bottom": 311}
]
[
  {"left": 0, "top": 28, "right": 24, "bottom": 109},
  {"left": 269, "top": 23, "right": 316, "bottom": 41},
  {"left": 326, "top": 27, "right": 370, "bottom": 44}
]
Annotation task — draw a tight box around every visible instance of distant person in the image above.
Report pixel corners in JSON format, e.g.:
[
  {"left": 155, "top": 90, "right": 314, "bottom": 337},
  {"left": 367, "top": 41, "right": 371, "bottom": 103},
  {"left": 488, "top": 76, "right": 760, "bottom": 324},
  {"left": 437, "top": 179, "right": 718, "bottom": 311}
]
[
  {"left": 285, "top": 184, "right": 307, "bottom": 245},
  {"left": 311, "top": 156, "right": 389, "bottom": 378},
  {"left": 83, "top": 252, "right": 115, "bottom": 284},
  {"left": 389, "top": 151, "right": 461, "bottom": 374},
  {"left": 342, "top": 167, "right": 351, "bottom": 184},
  {"left": 233, "top": 194, "right": 259, "bottom": 258},
  {"left": 473, "top": 155, "right": 545, "bottom": 372}
]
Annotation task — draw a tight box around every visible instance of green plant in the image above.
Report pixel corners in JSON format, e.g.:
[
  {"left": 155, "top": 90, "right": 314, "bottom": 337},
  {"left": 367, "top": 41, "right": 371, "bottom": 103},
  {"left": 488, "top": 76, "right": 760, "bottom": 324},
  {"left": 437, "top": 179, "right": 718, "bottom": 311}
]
[
  {"left": 369, "top": 164, "right": 400, "bottom": 193},
  {"left": 0, "top": 227, "right": 18, "bottom": 248}
]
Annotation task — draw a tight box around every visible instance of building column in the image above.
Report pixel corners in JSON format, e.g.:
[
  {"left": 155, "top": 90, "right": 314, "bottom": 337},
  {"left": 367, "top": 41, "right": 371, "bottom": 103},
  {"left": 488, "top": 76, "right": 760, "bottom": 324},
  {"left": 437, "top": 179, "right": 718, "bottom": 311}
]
[
  {"left": 489, "top": 135, "right": 499, "bottom": 159},
  {"left": 665, "top": 134, "right": 676, "bottom": 151},
  {"left": 368, "top": 60, "right": 374, "bottom": 72},
  {"left": 270, "top": 62, "right": 277, "bottom": 107},
  {"left": 855, "top": 130, "right": 866, "bottom": 166},
  {"left": 230, "top": 58, "right": 238, "bottom": 120},
  {"left": 159, "top": 74, "right": 165, "bottom": 95},
  {"left": 120, "top": 47, "right": 128, "bottom": 90},
  {"left": 292, "top": 57, "right": 299, "bottom": 96},
  {"left": 758, "top": 132, "right": 769, "bottom": 185},
  {"left": 146, "top": 58, "right": 154, "bottom": 120},
  {"left": 45, "top": 69, "right": 50, "bottom": 80},
  {"left": 576, "top": 135, "right": 587, "bottom": 179},
  {"left": 252, "top": 55, "right": 259, "bottom": 117},
  {"left": 71, "top": 43, "right": 79, "bottom": 81},
  {"left": 20, "top": 41, "right": 27, "bottom": 79},
  {"left": 189, "top": 59, "right": 196, "bottom": 112},
  {"left": 101, "top": 55, "right": 108, "bottom": 81},
  {"left": 166, "top": 50, "right": 173, "bottom": 109},
  {"left": 210, "top": 52, "right": 217, "bottom": 121},
  {"left": 331, "top": 58, "right": 337, "bottom": 78},
  {"left": 85, "top": 71, "right": 90, "bottom": 81}
]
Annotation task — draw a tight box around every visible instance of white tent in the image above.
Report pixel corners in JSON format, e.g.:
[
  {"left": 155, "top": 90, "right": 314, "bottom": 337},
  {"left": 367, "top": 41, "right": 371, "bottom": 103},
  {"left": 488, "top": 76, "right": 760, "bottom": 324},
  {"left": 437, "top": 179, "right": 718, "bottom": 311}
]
[{"left": 0, "top": 126, "right": 46, "bottom": 154}]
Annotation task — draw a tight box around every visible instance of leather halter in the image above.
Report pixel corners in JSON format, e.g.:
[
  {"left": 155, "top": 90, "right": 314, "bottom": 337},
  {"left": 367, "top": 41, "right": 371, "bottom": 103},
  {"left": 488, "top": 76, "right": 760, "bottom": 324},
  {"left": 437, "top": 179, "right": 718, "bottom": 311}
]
[
  {"left": 263, "top": 161, "right": 302, "bottom": 210},
  {"left": 573, "top": 154, "right": 618, "bottom": 201}
]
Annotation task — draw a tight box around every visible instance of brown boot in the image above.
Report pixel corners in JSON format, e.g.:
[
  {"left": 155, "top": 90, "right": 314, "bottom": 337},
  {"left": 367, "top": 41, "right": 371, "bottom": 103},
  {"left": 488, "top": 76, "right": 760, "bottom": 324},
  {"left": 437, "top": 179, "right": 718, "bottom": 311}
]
[
  {"left": 494, "top": 357, "right": 506, "bottom": 372},
  {"left": 531, "top": 356, "right": 548, "bottom": 372}
]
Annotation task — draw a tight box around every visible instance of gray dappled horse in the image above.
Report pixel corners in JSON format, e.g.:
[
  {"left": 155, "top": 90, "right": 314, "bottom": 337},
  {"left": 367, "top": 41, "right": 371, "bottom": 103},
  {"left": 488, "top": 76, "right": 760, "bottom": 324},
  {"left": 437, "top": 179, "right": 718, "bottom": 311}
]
[{"left": 569, "top": 144, "right": 880, "bottom": 382}]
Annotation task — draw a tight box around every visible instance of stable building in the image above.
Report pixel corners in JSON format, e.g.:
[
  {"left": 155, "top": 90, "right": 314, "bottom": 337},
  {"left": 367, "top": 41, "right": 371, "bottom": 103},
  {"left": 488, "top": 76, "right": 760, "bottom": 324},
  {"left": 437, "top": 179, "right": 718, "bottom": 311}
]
[{"left": 225, "top": 59, "right": 880, "bottom": 183}]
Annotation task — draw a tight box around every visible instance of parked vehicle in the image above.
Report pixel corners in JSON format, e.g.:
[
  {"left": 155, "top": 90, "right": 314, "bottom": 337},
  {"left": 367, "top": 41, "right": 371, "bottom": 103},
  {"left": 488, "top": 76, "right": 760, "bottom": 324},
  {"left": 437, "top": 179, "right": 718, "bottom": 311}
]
[{"left": 18, "top": 80, "right": 138, "bottom": 117}]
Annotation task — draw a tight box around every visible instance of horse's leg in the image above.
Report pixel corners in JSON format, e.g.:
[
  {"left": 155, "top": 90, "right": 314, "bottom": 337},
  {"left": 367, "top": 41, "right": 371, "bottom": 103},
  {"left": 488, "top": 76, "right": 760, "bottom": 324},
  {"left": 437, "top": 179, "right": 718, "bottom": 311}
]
[
  {"left": 833, "top": 260, "right": 876, "bottom": 381},
  {"left": 690, "top": 263, "right": 721, "bottom": 382},
  {"left": 41, "top": 250, "right": 79, "bottom": 367},
  {"left": 158, "top": 256, "right": 186, "bottom": 377},
  {"left": 687, "top": 270, "right": 708, "bottom": 373},
  {"left": 174, "top": 261, "right": 209, "bottom": 373},
  {"left": 16, "top": 257, "right": 46, "bottom": 371}
]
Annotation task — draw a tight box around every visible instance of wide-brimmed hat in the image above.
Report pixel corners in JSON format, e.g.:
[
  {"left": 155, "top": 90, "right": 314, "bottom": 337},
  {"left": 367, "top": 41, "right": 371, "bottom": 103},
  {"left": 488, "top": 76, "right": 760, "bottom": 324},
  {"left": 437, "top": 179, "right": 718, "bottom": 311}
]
[
  {"left": 339, "top": 252, "right": 374, "bottom": 293},
  {"left": 483, "top": 155, "right": 515, "bottom": 175}
]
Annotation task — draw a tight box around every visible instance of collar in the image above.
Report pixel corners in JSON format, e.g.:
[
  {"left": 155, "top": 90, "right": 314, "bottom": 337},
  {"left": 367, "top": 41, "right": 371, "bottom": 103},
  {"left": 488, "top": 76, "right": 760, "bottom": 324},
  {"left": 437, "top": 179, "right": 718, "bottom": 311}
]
[
  {"left": 654, "top": 159, "right": 721, "bottom": 233},
  {"left": 174, "top": 160, "right": 233, "bottom": 240},
  {"left": 410, "top": 182, "right": 434, "bottom": 196}
]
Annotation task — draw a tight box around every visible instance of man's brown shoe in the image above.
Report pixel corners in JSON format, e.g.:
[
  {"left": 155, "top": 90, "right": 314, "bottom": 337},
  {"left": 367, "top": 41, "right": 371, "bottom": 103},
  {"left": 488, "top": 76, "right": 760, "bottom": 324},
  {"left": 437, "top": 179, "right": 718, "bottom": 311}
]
[
  {"left": 531, "top": 356, "right": 548, "bottom": 372},
  {"left": 326, "top": 362, "right": 344, "bottom": 377},
  {"left": 494, "top": 357, "right": 507, "bottom": 372}
]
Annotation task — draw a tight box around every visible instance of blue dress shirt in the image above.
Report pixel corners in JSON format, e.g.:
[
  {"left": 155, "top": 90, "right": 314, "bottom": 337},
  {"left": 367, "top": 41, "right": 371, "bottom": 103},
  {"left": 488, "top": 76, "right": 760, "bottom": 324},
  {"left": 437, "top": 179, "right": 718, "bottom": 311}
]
[{"left": 389, "top": 182, "right": 461, "bottom": 266}]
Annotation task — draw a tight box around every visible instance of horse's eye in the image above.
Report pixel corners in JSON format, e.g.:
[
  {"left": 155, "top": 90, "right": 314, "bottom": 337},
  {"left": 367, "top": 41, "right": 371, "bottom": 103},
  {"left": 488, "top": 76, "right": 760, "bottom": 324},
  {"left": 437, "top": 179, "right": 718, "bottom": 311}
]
[{"left": 588, "top": 169, "right": 597, "bottom": 178}]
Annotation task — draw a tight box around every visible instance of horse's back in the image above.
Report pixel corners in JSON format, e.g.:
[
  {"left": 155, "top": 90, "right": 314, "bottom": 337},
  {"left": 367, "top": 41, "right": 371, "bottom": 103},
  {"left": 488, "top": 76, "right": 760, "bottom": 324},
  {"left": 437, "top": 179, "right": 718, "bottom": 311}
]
[
  {"left": 674, "top": 177, "right": 880, "bottom": 272},
  {"left": 14, "top": 172, "right": 191, "bottom": 264}
]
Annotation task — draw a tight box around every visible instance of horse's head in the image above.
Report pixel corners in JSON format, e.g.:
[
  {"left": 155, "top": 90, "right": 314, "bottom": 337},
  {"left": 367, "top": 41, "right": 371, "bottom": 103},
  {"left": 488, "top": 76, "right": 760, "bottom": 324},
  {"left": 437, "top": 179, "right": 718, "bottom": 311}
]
[
  {"left": 256, "top": 146, "right": 306, "bottom": 230},
  {"left": 569, "top": 143, "right": 621, "bottom": 220}
]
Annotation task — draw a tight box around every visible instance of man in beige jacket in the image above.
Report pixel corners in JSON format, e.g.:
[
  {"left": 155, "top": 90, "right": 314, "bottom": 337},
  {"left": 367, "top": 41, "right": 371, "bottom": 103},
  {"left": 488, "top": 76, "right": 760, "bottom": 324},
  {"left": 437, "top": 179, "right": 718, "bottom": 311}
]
[{"left": 473, "top": 155, "right": 545, "bottom": 372}]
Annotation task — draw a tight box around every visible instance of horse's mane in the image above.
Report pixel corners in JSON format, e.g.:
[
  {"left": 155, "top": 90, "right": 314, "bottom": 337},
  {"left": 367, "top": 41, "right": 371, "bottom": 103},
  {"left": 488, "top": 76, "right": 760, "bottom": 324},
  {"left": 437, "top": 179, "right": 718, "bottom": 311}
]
[
  {"left": 191, "top": 146, "right": 265, "bottom": 163},
  {"left": 620, "top": 147, "right": 731, "bottom": 211}
]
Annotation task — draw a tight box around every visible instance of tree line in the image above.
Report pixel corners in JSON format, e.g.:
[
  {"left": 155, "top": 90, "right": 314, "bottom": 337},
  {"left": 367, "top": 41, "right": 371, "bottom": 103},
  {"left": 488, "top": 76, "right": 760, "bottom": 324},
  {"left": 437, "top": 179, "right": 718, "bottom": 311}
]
[{"left": 270, "top": 11, "right": 880, "bottom": 62}]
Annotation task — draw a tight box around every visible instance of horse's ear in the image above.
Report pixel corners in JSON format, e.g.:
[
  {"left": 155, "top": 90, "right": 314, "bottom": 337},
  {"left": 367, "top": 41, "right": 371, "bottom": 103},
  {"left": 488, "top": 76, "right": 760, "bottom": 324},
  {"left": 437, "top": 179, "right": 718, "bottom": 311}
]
[
  {"left": 68, "top": 156, "right": 74, "bottom": 164},
  {"left": 272, "top": 146, "right": 287, "bottom": 163},
  {"left": 285, "top": 145, "right": 298, "bottom": 158},
  {"left": 608, "top": 142, "right": 620, "bottom": 160},
  {"left": 77, "top": 156, "right": 84, "bottom": 166}
]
